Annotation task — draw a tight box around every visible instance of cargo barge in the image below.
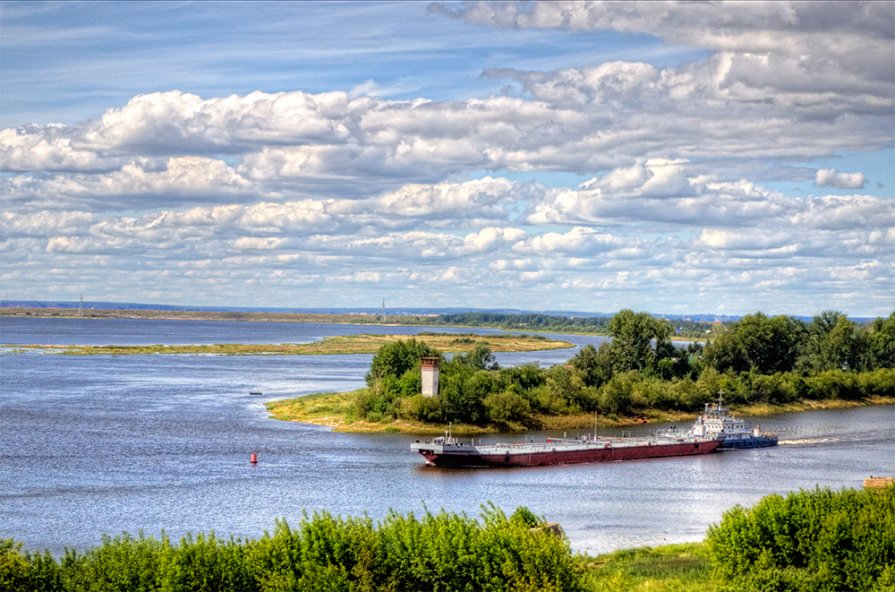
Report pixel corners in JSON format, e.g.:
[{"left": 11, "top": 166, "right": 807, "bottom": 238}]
[{"left": 410, "top": 429, "right": 722, "bottom": 468}]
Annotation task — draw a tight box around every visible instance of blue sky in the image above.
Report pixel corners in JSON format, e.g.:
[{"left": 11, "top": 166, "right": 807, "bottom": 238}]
[{"left": 1, "top": 1, "right": 893, "bottom": 316}]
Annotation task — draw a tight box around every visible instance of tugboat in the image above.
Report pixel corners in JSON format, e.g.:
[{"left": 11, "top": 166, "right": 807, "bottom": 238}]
[
  {"left": 410, "top": 424, "right": 722, "bottom": 468},
  {"left": 686, "top": 393, "right": 778, "bottom": 449}
]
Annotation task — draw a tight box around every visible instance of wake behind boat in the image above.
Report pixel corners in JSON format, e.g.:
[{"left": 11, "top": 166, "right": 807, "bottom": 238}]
[{"left": 410, "top": 427, "right": 722, "bottom": 468}]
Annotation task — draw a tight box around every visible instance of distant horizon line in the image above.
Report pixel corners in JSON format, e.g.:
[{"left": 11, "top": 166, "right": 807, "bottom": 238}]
[{"left": 1, "top": 298, "right": 883, "bottom": 323}]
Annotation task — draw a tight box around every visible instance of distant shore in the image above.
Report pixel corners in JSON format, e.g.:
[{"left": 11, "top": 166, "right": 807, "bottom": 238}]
[
  {"left": 0, "top": 306, "right": 703, "bottom": 341},
  {"left": 266, "top": 391, "right": 895, "bottom": 434},
  {"left": 0, "top": 306, "right": 427, "bottom": 325},
  {"left": 3, "top": 333, "right": 573, "bottom": 356}
]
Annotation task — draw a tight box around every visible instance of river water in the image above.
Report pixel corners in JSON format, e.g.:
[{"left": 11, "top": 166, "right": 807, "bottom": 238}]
[{"left": 1, "top": 316, "right": 893, "bottom": 556}]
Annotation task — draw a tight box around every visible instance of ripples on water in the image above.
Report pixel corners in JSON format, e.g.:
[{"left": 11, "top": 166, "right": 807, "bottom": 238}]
[{"left": 1, "top": 317, "right": 893, "bottom": 556}]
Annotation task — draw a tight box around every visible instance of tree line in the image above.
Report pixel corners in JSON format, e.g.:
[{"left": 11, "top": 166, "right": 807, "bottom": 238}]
[
  {"left": 424, "top": 312, "right": 716, "bottom": 339},
  {"left": 357, "top": 310, "right": 895, "bottom": 427}
]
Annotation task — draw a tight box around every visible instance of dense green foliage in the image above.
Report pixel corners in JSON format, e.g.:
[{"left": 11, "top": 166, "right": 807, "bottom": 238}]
[
  {"left": 707, "top": 486, "right": 895, "bottom": 592},
  {"left": 358, "top": 310, "right": 895, "bottom": 427},
  {"left": 0, "top": 506, "right": 584, "bottom": 592}
]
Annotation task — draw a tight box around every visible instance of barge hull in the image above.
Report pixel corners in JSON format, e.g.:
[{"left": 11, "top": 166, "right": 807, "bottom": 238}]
[{"left": 415, "top": 439, "right": 721, "bottom": 468}]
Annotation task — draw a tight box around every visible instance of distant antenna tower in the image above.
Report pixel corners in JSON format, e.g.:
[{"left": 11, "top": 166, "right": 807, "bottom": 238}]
[
  {"left": 380, "top": 298, "right": 386, "bottom": 321},
  {"left": 78, "top": 293, "right": 83, "bottom": 317}
]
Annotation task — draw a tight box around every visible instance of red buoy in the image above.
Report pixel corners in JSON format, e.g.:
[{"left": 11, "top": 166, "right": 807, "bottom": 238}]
[{"left": 250, "top": 452, "right": 258, "bottom": 464}]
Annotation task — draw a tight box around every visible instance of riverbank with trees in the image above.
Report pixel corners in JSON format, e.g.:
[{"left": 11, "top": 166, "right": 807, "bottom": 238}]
[{"left": 269, "top": 310, "right": 895, "bottom": 433}]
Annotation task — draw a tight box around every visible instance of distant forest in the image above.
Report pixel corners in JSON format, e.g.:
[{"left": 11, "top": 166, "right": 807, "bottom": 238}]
[{"left": 425, "top": 312, "right": 717, "bottom": 339}]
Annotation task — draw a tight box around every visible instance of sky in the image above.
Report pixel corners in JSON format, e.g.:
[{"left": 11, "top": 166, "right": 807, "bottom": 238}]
[{"left": 1, "top": 1, "right": 893, "bottom": 317}]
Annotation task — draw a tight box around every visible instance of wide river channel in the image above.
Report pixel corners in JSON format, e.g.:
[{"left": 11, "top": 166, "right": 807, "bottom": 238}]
[{"left": 1, "top": 316, "right": 893, "bottom": 556}]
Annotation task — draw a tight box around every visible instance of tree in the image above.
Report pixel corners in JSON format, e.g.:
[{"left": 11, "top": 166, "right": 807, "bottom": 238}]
[
  {"left": 799, "top": 311, "right": 864, "bottom": 373},
  {"left": 365, "top": 339, "right": 440, "bottom": 386},
  {"left": 705, "top": 313, "right": 805, "bottom": 374},
  {"left": 452, "top": 343, "right": 499, "bottom": 371},
  {"left": 483, "top": 391, "right": 531, "bottom": 425},
  {"left": 570, "top": 343, "right": 614, "bottom": 387},
  {"left": 598, "top": 371, "right": 636, "bottom": 415},
  {"left": 865, "top": 312, "right": 895, "bottom": 370},
  {"left": 607, "top": 309, "right": 673, "bottom": 373}
]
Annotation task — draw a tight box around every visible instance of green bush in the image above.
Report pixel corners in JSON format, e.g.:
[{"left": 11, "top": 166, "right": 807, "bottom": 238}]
[
  {"left": 707, "top": 486, "right": 895, "bottom": 592},
  {"left": 0, "top": 507, "right": 585, "bottom": 592},
  {"left": 483, "top": 391, "right": 532, "bottom": 425}
]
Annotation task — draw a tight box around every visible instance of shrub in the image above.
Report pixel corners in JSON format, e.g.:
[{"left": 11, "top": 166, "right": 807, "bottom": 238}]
[
  {"left": 397, "top": 394, "right": 443, "bottom": 423},
  {"left": 483, "top": 391, "right": 532, "bottom": 425},
  {"left": 707, "top": 486, "right": 895, "bottom": 592},
  {"left": 0, "top": 508, "right": 586, "bottom": 592}
]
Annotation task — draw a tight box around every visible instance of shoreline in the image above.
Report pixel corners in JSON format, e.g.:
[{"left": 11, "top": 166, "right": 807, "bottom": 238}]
[
  {"left": 266, "top": 391, "right": 895, "bottom": 434},
  {"left": 0, "top": 306, "right": 706, "bottom": 341},
  {"left": 3, "top": 333, "right": 573, "bottom": 356}
]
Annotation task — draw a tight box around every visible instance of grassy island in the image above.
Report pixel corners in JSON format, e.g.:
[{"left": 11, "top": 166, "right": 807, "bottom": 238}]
[{"left": 5, "top": 332, "right": 572, "bottom": 356}]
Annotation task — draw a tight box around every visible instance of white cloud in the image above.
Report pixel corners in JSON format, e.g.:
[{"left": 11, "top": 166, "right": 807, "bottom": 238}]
[
  {"left": 45, "top": 236, "right": 91, "bottom": 253},
  {"left": 4, "top": 156, "right": 256, "bottom": 207},
  {"left": 815, "top": 168, "right": 865, "bottom": 189},
  {"left": 0, "top": 125, "right": 108, "bottom": 171},
  {"left": 695, "top": 229, "right": 792, "bottom": 251},
  {"left": 2, "top": 2, "right": 893, "bottom": 315},
  {"left": 513, "top": 226, "right": 623, "bottom": 255},
  {"left": 233, "top": 237, "right": 285, "bottom": 250},
  {"left": 375, "top": 177, "right": 521, "bottom": 219},
  {"left": 462, "top": 226, "right": 526, "bottom": 253}
]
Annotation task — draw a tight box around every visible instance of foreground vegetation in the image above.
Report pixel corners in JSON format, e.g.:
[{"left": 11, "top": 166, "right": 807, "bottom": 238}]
[
  {"left": 279, "top": 310, "right": 895, "bottom": 431},
  {"left": 3, "top": 487, "right": 892, "bottom": 591},
  {"left": 708, "top": 486, "right": 895, "bottom": 591},
  {"left": 6, "top": 333, "right": 571, "bottom": 357},
  {"left": 1, "top": 506, "right": 583, "bottom": 592},
  {"left": 581, "top": 543, "right": 716, "bottom": 592}
]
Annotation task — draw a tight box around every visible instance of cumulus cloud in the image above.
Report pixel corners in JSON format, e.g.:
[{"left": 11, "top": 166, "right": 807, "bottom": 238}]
[
  {"left": 233, "top": 236, "right": 285, "bottom": 250},
  {"left": 3, "top": 1, "right": 893, "bottom": 314},
  {"left": 695, "top": 229, "right": 792, "bottom": 251},
  {"left": 3, "top": 156, "right": 257, "bottom": 208},
  {"left": 375, "top": 177, "right": 522, "bottom": 220},
  {"left": 525, "top": 159, "right": 893, "bottom": 233},
  {"left": 815, "top": 168, "right": 865, "bottom": 189},
  {"left": 513, "top": 226, "right": 624, "bottom": 255},
  {"left": 0, "top": 125, "right": 109, "bottom": 172},
  {"left": 462, "top": 226, "right": 526, "bottom": 253},
  {"left": 435, "top": 1, "right": 894, "bottom": 88}
]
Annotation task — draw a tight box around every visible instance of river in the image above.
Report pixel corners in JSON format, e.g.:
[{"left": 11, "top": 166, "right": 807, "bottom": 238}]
[{"left": 1, "top": 316, "right": 893, "bottom": 556}]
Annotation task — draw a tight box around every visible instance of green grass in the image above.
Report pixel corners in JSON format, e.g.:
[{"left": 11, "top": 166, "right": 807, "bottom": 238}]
[{"left": 580, "top": 542, "right": 718, "bottom": 592}]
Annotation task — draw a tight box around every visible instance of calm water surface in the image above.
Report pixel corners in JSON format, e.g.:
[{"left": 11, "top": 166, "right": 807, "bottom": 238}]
[{"left": 1, "top": 317, "right": 893, "bottom": 556}]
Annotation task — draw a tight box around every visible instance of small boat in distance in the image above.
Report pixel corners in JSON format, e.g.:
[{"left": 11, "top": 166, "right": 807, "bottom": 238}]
[
  {"left": 683, "top": 393, "right": 778, "bottom": 449},
  {"left": 249, "top": 391, "right": 263, "bottom": 396},
  {"left": 410, "top": 423, "right": 722, "bottom": 468}
]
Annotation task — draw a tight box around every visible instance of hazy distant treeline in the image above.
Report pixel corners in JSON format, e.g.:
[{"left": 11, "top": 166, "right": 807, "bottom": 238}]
[{"left": 428, "top": 311, "right": 718, "bottom": 338}]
